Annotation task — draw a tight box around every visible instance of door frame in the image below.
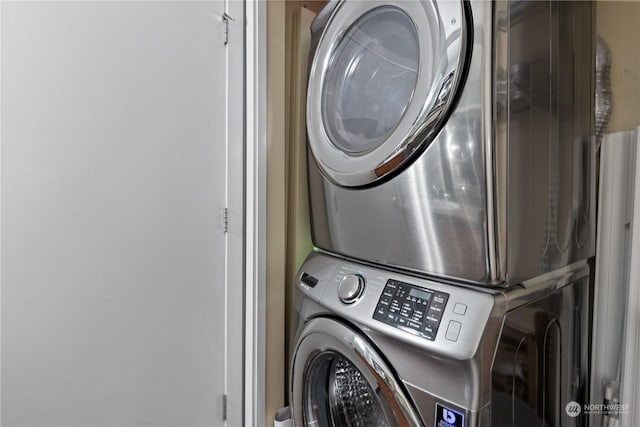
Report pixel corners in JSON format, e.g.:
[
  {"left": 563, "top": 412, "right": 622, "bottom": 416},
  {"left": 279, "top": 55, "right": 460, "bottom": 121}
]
[
  {"left": 225, "top": 0, "right": 251, "bottom": 425},
  {"left": 244, "top": 1, "right": 268, "bottom": 426}
]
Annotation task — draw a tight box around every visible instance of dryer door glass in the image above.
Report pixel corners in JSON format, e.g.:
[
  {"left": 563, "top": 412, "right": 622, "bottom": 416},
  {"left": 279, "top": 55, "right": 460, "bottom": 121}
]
[
  {"left": 321, "top": 6, "right": 419, "bottom": 155},
  {"left": 306, "top": 1, "right": 467, "bottom": 187}
]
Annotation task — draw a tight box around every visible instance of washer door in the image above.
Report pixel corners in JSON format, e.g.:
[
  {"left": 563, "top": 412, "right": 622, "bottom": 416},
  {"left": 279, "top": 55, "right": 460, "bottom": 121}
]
[
  {"left": 290, "top": 317, "right": 423, "bottom": 427},
  {"left": 307, "top": 1, "right": 468, "bottom": 187}
]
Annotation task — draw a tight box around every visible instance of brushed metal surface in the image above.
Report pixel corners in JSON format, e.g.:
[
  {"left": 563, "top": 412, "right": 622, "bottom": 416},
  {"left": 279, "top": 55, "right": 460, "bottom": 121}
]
[
  {"left": 307, "top": 0, "right": 595, "bottom": 286},
  {"left": 491, "top": 277, "right": 590, "bottom": 426},
  {"left": 289, "top": 252, "right": 591, "bottom": 426}
]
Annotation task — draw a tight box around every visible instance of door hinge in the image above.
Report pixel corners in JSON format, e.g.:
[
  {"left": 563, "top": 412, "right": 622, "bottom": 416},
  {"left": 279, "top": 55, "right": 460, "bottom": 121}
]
[
  {"left": 222, "top": 394, "right": 228, "bottom": 421},
  {"left": 223, "top": 207, "right": 229, "bottom": 233},
  {"left": 223, "top": 13, "right": 234, "bottom": 46}
]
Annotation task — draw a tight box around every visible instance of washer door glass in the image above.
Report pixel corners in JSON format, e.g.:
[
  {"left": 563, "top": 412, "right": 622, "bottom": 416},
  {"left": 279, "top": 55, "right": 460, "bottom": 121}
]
[
  {"left": 321, "top": 6, "right": 419, "bottom": 155},
  {"left": 292, "top": 318, "right": 423, "bottom": 426},
  {"left": 305, "top": 352, "right": 390, "bottom": 426}
]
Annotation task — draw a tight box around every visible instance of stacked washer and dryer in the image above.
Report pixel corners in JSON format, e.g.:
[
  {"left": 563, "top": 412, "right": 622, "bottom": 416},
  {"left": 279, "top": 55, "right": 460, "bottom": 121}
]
[{"left": 289, "top": 1, "right": 595, "bottom": 426}]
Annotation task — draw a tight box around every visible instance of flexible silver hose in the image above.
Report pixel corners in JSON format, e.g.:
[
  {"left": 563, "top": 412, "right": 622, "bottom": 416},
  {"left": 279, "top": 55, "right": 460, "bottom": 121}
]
[{"left": 596, "top": 36, "right": 612, "bottom": 149}]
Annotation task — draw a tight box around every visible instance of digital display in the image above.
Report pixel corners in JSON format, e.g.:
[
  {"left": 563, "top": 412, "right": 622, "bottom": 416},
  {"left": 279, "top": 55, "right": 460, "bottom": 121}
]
[{"left": 409, "top": 288, "right": 430, "bottom": 300}]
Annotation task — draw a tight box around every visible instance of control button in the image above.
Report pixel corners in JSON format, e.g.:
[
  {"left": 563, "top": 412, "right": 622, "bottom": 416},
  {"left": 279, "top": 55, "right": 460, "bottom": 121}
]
[
  {"left": 400, "top": 307, "right": 412, "bottom": 317},
  {"left": 453, "top": 303, "right": 467, "bottom": 315},
  {"left": 422, "top": 326, "right": 435, "bottom": 339},
  {"left": 407, "top": 320, "right": 422, "bottom": 330},
  {"left": 429, "top": 304, "right": 443, "bottom": 313},
  {"left": 445, "top": 320, "right": 462, "bottom": 341},
  {"left": 413, "top": 306, "right": 425, "bottom": 315},
  {"left": 426, "top": 316, "right": 439, "bottom": 325},
  {"left": 398, "top": 317, "right": 408, "bottom": 326},
  {"left": 433, "top": 294, "right": 449, "bottom": 305},
  {"left": 300, "top": 272, "right": 319, "bottom": 288},
  {"left": 426, "top": 309, "right": 442, "bottom": 322},
  {"left": 386, "top": 313, "right": 398, "bottom": 323},
  {"left": 375, "top": 306, "right": 386, "bottom": 318},
  {"left": 338, "top": 274, "right": 365, "bottom": 304}
]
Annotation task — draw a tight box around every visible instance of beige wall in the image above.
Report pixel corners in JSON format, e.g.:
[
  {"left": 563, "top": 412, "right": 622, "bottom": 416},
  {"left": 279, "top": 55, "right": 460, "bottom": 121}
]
[
  {"left": 266, "top": 1, "right": 287, "bottom": 426},
  {"left": 597, "top": 1, "right": 640, "bottom": 132},
  {"left": 266, "top": 2, "right": 326, "bottom": 425}
]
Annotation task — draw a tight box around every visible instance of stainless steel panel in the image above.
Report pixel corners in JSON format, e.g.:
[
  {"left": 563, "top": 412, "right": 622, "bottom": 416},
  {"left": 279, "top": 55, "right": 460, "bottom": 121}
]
[
  {"left": 309, "top": 0, "right": 492, "bottom": 283},
  {"left": 307, "top": 0, "right": 595, "bottom": 286},
  {"left": 500, "top": 0, "right": 595, "bottom": 284},
  {"left": 308, "top": 1, "right": 493, "bottom": 283},
  {"left": 290, "top": 252, "right": 591, "bottom": 426},
  {"left": 491, "top": 277, "right": 590, "bottom": 426}
]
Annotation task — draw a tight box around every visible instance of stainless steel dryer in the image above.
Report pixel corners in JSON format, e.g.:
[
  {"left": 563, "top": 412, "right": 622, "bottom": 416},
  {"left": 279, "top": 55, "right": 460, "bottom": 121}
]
[
  {"left": 290, "top": 252, "right": 590, "bottom": 427},
  {"left": 306, "top": 0, "right": 595, "bottom": 284}
]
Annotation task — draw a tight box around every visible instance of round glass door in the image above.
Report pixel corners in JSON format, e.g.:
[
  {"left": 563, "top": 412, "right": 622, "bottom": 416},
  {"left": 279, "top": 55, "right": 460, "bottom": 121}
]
[
  {"left": 290, "top": 318, "right": 423, "bottom": 427},
  {"left": 306, "top": 1, "right": 468, "bottom": 187},
  {"left": 321, "top": 6, "right": 420, "bottom": 155},
  {"left": 304, "top": 352, "right": 391, "bottom": 426}
]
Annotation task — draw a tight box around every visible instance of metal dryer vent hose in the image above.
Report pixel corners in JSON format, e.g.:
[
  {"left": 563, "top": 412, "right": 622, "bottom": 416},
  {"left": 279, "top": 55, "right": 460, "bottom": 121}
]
[{"left": 596, "top": 36, "right": 612, "bottom": 149}]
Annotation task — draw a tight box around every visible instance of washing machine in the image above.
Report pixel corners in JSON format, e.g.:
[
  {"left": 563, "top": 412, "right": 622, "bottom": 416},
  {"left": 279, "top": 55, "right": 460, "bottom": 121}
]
[
  {"left": 306, "top": 0, "right": 595, "bottom": 285},
  {"left": 289, "top": 252, "right": 590, "bottom": 426}
]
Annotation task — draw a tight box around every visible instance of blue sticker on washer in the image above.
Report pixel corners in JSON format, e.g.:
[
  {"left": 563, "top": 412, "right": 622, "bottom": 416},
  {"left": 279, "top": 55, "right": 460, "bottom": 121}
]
[{"left": 435, "top": 403, "right": 464, "bottom": 427}]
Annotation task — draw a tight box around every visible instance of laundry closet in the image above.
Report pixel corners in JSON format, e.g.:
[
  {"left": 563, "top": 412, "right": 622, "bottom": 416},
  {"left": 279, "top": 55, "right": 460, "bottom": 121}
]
[{"left": 266, "top": 1, "right": 640, "bottom": 426}]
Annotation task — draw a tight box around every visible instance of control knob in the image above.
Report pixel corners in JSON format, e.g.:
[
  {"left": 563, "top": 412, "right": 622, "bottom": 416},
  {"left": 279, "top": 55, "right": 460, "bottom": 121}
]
[{"left": 338, "top": 274, "right": 365, "bottom": 304}]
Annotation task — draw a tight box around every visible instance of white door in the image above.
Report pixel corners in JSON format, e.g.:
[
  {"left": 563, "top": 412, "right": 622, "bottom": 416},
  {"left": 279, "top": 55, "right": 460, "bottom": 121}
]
[{"left": 1, "top": 1, "right": 242, "bottom": 425}]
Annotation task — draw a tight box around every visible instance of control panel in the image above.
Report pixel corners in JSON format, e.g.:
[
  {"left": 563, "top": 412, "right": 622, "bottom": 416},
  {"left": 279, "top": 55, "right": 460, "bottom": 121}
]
[
  {"left": 296, "top": 252, "right": 497, "bottom": 360},
  {"left": 373, "top": 279, "right": 449, "bottom": 341}
]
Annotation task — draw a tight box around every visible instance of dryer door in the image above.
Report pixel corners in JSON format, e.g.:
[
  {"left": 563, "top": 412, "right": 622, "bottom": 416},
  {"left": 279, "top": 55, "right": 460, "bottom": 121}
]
[
  {"left": 307, "top": 0, "right": 468, "bottom": 187},
  {"left": 290, "top": 317, "right": 423, "bottom": 427}
]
